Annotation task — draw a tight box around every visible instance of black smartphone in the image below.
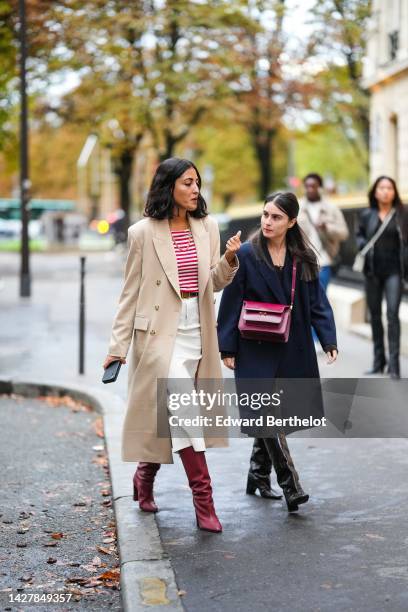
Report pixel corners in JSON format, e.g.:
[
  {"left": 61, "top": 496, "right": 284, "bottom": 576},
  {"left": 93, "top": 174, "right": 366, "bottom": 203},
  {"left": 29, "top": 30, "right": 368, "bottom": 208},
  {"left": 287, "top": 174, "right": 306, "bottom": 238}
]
[{"left": 102, "top": 360, "right": 122, "bottom": 384}]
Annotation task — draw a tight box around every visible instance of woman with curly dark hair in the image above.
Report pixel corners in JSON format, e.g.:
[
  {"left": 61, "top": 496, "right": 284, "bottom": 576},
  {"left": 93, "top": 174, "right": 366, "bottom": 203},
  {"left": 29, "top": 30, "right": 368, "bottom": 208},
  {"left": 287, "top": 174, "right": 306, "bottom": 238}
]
[
  {"left": 356, "top": 176, "right": 408, "bottom": 379},
  {"left": 104, "top": 157, "right": 241, "bottom": 532}
]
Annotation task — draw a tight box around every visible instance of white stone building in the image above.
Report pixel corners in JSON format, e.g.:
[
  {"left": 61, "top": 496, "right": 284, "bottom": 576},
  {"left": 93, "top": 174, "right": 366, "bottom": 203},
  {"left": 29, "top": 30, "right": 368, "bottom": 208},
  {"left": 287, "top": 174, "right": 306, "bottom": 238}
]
[{"left": 364, "top": 0, "right": 408, "bottom": 193}]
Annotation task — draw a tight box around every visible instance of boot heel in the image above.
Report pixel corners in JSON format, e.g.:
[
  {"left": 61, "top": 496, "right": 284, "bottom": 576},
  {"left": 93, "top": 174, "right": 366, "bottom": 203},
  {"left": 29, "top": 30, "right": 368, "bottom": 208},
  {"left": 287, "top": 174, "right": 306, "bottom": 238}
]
[
  {"left": 246, "top": 481, "right": 257, "bottom": 495},
  {"left": 133, "top": 484, "right": 138, "bottom": 502}
]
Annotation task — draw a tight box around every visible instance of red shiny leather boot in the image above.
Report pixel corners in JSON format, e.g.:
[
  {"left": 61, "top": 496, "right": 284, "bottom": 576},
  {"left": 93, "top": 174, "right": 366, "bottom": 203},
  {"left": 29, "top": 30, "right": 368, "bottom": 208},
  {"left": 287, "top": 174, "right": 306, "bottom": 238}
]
[
  {"left": 179, "top": 447, "right": 222, "bottom": 533},
  {"left": 133, "top": 462, "right": 161, "bottom": 512}
]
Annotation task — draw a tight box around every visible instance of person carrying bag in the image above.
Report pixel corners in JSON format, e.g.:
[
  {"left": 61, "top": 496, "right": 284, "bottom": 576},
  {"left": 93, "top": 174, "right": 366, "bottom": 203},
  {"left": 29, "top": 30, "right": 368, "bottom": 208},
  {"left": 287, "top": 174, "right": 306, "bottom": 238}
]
[
  {"left": 217, "top": 191, "right": 338, "bottom": 513},
  {"left": 353, "top": 208, "right": 395, "bottom": 273}
]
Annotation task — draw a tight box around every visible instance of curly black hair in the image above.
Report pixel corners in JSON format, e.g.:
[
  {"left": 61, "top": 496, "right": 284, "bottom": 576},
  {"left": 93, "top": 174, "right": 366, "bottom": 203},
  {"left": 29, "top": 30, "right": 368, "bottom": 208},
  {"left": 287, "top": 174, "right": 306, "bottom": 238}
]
[{"left": 144, "top": 157, "right": 208, "bottom": 219}]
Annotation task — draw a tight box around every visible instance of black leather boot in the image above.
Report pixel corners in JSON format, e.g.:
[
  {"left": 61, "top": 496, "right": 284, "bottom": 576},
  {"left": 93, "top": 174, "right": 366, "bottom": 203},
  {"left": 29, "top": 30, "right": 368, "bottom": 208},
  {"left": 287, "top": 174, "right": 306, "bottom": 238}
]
[
  {"left": 263, "top": 434, "right": 309, "bottom": 512},
  {"left": 246, "top": 438, "right": 282, "bottom": 499},
  {"left": 387, "top": 315, "right": 401, "bottom": 379},
  {"left": 365, "top": 315, "right": 386, "bottom": 374}
]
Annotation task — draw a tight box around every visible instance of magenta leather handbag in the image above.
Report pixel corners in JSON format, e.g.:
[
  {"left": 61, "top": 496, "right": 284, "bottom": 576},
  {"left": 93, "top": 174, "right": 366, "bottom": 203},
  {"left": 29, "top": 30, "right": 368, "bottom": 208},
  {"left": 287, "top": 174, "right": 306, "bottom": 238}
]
[{"left": 238, "top": 260, "right": 297, "bottom": 343}]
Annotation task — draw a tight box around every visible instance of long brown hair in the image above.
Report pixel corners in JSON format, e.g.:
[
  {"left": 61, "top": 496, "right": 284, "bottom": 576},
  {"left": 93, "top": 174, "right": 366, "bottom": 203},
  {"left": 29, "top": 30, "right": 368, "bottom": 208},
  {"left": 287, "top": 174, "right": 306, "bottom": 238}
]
[{"left": 250, "top": 191, "right": 319, "bottom": 281}]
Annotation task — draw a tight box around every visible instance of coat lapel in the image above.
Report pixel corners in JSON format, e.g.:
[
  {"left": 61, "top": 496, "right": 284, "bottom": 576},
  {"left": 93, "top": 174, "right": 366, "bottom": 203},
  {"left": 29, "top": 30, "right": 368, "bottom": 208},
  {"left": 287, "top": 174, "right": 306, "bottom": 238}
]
[
  {"left": 255, "top": 250, "right": 288, "bottom": 305},
  {"left": 189, "top": 216, "right": 210, "bottom": 304},
  {"left": 152, "top": 219, "right": 181, "bottom": 299}
]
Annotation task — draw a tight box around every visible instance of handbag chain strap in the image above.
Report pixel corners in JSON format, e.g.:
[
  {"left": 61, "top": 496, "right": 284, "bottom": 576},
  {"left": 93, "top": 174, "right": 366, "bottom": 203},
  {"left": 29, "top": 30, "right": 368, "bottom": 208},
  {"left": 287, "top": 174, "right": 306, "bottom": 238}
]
[{"left": 290, "top": 259, "right": 297, "bottom": 310}]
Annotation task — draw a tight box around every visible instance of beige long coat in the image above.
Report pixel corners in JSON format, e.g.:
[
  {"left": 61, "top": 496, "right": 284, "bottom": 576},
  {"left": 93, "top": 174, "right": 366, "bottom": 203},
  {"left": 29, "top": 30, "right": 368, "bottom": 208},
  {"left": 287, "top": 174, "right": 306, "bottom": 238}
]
[{"left": 108, "top": 214, "right": 238, "bottom": 464}]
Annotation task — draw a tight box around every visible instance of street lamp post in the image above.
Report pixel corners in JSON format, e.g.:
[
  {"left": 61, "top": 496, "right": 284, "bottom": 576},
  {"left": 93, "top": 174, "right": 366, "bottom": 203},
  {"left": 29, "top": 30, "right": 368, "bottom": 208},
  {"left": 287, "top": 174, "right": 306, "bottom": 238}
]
[{"left": 19, "top": 0, "right": 31, "bottom": 297}]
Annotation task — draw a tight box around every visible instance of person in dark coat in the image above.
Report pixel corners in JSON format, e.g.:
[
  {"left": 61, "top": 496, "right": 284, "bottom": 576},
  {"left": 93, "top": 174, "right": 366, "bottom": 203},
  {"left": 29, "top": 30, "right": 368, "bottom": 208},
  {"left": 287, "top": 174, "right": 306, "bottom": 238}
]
[
  {"left": 217, "top": 192, "right": 338, "bottom": 512},
  {"left": 356, "top": 176, "right": 408, "bottom": 379}
]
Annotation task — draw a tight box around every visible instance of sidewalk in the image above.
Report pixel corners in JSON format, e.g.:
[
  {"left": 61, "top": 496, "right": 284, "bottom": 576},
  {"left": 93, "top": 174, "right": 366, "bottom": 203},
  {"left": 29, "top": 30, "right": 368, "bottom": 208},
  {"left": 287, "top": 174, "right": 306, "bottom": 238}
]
[
  {"left": 1, "top": 251, "right": 408, "bottom": 611},
  {"left": 0, "top": 395, "right": 121, "bottom": 610}
]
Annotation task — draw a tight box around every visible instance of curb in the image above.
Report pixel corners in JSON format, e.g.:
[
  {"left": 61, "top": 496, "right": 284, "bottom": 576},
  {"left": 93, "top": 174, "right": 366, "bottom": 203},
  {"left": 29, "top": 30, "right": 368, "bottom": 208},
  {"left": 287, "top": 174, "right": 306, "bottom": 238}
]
[{"left": 0, "top": 378, "right": 183, "bottom": 612}]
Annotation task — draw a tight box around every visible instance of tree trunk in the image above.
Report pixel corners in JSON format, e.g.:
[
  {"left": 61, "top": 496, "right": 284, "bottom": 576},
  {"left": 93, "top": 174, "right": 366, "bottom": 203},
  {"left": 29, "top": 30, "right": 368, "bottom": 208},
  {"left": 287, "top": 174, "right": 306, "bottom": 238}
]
[
  {"left": 114, "top": 148, "right": 134, "bottom": 229},
  {"left": 253, "top": 133, "right": 273, "bottom": 200},
  {"left": 160, "top": 132, "right": 176, "bottom": 161}
]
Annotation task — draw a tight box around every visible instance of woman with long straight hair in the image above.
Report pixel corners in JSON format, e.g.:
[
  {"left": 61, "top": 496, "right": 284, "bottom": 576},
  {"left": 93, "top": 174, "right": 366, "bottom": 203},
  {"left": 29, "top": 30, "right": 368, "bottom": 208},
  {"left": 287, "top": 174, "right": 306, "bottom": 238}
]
[
  {"left": 217, "top": 192, "right": 338, "bottom": 512},
  {"left": 104, "top": 157, "right": 241, "bottom": 532},
  {"left": 356, "top": 176, "right": 408, "bottom": 379}
]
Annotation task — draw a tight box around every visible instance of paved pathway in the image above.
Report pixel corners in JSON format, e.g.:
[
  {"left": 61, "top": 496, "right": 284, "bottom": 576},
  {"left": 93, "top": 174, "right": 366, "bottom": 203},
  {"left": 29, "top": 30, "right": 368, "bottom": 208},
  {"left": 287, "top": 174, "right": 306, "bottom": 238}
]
[
  {"left": 0, "top": 395, "right": 121, "bottom": 610},
  {"left": 1, "top": 251, "right": 408, "bottom": 611}
]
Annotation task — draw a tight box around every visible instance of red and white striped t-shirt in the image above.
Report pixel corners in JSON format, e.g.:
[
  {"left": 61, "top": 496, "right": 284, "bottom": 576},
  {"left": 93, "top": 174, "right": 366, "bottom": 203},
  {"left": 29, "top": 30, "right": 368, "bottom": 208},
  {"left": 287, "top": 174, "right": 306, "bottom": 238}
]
[{"left": 171, "top": 229, "right": 199, "bottom": 292}]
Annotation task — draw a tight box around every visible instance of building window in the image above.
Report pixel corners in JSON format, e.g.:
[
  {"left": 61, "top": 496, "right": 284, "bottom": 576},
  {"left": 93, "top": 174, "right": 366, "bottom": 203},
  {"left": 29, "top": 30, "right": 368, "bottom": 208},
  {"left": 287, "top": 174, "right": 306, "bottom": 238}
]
[{"left": 388, "top": 30, "right": 399, "bottom": 61}]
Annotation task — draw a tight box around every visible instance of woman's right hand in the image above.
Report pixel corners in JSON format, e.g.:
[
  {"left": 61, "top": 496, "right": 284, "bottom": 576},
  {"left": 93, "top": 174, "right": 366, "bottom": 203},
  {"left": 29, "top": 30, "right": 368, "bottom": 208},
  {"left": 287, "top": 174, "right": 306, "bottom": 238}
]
[
  {"left": 223, "top": 357, "right": 235, "bottom": 370},
  {"left": 103, "top": 355, "right": 126, "bottom": 369}
]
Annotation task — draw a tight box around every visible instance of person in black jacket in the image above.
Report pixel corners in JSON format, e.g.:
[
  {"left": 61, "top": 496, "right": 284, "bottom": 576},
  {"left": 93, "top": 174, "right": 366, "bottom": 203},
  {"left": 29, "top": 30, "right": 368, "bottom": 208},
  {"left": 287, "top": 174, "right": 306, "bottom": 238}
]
[
  {"left": 356, "top": 176, "right": 408, "bottom": 379},
  {"left": 217, "top": 192, "right": 338, "bottom": 512}
]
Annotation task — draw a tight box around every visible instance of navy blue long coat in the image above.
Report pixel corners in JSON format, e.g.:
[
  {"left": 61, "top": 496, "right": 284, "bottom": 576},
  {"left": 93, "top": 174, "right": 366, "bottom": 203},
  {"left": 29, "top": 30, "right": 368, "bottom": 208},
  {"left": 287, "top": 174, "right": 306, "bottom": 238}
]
[{"left": 217, "top": 242, "right": 337, "bottom": 433}]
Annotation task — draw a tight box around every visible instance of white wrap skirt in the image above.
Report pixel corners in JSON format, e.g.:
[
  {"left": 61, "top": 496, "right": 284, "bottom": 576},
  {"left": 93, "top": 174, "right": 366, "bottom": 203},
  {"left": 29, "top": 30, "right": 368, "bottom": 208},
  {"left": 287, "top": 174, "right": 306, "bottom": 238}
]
[{"left": 167, "top": 296, "right": 206, "bottom": 453}]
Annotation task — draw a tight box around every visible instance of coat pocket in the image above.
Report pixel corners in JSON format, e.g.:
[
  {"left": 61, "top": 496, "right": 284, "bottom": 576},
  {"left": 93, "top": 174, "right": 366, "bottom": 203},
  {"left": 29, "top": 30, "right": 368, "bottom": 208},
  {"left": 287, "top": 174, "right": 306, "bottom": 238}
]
[{"left": 134, "top": 315, "right": 149, "bottom": 331}]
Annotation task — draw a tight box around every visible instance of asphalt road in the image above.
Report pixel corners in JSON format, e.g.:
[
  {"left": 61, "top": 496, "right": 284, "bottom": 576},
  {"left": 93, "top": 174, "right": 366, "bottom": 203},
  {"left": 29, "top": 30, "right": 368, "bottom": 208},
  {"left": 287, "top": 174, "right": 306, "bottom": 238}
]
[
  {"left": 0, "top": 395, "right": 121, "bottom": 611},
  {"left": 156, "top": 436, "right": 408, "bottom": 612}
]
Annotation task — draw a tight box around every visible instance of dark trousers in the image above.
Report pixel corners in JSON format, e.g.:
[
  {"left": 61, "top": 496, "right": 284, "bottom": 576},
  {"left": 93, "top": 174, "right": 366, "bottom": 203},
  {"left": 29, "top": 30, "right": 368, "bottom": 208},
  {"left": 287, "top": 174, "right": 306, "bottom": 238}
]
[
  {"left": 249, "top": 435, "right": 303, "bottom": 495},
  {"left": 365, "top": 273, "right": 402, "bottom": 373}
]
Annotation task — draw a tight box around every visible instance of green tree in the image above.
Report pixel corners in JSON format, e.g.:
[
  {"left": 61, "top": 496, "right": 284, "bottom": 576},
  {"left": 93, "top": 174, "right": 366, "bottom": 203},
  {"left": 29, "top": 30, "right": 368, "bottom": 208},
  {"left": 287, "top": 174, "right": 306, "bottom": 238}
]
[
  {"left": 0, "top": 1, "right": 16, "bottom": 151},
  {"left": 309, "top": 0, "right": 372, "bottom": 170},
  {"left": 230, "top": 0, "right": 287, "bottom": 199},
  {"left": 192, "top": 120, "right": 259, "bottom": 209},
  {"left": 294, "top": 123, "right": 368, "bottom": 190},
  {"left": 42, "top": 0, "right": 254, "bottom": 220}
]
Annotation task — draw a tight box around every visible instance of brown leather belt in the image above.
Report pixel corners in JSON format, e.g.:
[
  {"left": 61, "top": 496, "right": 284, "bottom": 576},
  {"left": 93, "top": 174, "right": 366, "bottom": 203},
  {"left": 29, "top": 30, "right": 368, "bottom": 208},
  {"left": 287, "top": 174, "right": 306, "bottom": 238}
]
[{"left": 180, "top": 290, "right": 199, "bottom": 299}]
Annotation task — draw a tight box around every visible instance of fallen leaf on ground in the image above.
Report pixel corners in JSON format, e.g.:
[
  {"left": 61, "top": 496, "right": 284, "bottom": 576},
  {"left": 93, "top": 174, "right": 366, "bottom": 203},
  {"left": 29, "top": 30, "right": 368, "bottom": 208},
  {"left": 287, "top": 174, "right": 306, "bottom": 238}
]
[
  {"left": 97, "top": 568, "right": 120, "bottom": 582},
  {"left": 39, "top": 395, "right": 92, "bottom": 413},
  {"left": 51, "top": 532, "right": 64, "bottom": 540},
  {"left": 81, "top": 564, "right": 99, "bottom": 573},
  {"left": 92, "top": 556, "right": 102, "bottom": 566},
  {"left": 66, "top": 577, "right": 88, "bottom": 585},
  {"left": 67, "top": 587, "right": 83, "bottom": 596},
  {"left": 93, "top": 417, "right": 104, "bottom": 438},
  {"left": 20, "top": 575, "right": 33, "bottom": 582},
  {"left": 92, "top": 456, "right": 108, "bottom": 467}
]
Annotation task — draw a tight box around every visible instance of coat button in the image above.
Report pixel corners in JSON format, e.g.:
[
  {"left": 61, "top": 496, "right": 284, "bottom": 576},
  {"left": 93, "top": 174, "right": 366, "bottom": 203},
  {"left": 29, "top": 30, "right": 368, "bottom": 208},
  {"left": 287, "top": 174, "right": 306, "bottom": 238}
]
[
  {"left": 150, "top": 330, "right": 156, "bottom": 335},
  {"left": 155, "top": 305, "right": 159, "bottom": 310},
  {"left": 156, "top": 280, "right": 161, "bottom": 285}
]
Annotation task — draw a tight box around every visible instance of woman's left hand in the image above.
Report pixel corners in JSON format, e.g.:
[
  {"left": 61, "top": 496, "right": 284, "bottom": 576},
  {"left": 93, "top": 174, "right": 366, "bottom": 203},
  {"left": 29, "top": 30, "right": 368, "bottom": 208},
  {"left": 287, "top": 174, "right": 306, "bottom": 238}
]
[
  {"left": 225, "top": 230, "right": 242, "bottom": 265},
  {"left": 326, "top": 349, "right": 338, "bottom": 364}
]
